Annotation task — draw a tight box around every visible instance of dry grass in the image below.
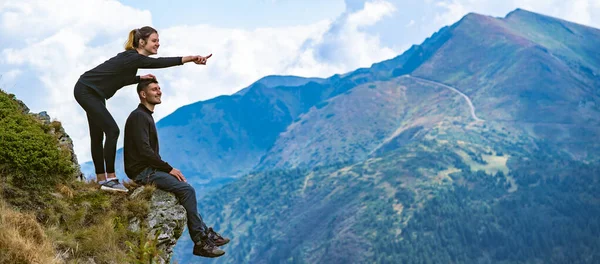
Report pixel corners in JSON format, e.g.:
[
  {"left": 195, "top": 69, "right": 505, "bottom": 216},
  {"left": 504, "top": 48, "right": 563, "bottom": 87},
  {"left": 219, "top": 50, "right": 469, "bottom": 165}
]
[
  {"left": 1, "top": 180, "right": 156, "bottom": 264},
  {"left": 0, "top": 199, "right": 60, "bottom": 264}
]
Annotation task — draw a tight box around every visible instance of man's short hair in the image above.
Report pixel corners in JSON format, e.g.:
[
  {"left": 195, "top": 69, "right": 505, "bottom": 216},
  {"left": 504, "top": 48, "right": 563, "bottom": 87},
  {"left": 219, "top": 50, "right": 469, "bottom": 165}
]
[{"left": 137, "top": 79, "right": 159, "bottom": 94}]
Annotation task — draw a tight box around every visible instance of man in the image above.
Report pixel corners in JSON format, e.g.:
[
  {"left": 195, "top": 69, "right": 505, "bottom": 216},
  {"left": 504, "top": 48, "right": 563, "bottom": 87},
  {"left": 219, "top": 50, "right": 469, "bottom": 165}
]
[{"left": 123, "top": 79, "right": 229, "bottom": 258}]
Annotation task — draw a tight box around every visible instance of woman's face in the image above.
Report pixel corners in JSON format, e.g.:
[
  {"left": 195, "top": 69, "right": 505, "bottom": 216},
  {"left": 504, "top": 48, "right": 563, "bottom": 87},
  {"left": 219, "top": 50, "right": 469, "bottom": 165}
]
[{"left": 140, "top": 32, "right": 160, "bottom": 55}]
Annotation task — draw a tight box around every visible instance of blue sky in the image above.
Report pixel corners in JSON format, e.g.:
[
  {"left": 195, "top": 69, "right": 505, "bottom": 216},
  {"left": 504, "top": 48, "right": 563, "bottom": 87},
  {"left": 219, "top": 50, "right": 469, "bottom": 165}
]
[
  {"left": 1, "top": 0, "right": 599, "bottom": 166},
  {"left": 119, "top": 0, "right": 346, "bottom": 29}
]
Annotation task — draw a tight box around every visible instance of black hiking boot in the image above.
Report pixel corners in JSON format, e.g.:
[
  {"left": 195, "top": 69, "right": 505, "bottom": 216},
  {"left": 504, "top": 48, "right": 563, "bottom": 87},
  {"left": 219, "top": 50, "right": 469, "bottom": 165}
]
[
  {"left": 207, "top": 227, "right": 230, "bottom": 246},
  {"left": 193, "top": 237, "right": 225, "bottom": 258}
]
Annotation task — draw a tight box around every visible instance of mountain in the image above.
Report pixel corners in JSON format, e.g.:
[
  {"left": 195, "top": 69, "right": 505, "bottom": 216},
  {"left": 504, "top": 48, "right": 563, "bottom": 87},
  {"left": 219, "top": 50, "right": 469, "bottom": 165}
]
[{"left": 167, "top": 8, "right": 600, "bottom": 263}]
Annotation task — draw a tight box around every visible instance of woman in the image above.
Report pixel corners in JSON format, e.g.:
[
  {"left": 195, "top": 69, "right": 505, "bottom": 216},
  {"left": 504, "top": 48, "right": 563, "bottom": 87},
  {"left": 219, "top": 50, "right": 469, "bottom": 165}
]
[{"left": 74, "top": 26, "right": 210, "bottom": 192}]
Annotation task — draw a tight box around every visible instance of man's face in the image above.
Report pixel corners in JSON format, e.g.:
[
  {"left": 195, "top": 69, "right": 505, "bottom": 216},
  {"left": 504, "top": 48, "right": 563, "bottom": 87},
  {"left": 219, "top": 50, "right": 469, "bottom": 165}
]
[{"left": 142, "top": 83, "right": 162, "bottom": 105}]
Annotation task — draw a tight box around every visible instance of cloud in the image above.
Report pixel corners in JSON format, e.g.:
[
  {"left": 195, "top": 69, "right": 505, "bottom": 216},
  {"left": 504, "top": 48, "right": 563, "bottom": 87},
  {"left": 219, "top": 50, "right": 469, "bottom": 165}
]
[
  {"left": 0, "top": 0, "right": 149, "bottom": 38},
  {"left": 522, "top": 0, "right": 600, "bottom": 29},
  {"left": 287, "top": 0, "right": 398, "bottom": 76},
  {"left": 347, "top": 0, "right": 397, "bottom": 28},
  {"left": 1, "top": 0, "right": 399, "bottom": 164},
  {"left": 434, "top": 0, "right": 471, "bottom": 25},
  {"left": 553, "top": 0, "right": 593, "bottom": 26},
  {"left": 1, "top": 69, "right": 21, "bottom": 82}
]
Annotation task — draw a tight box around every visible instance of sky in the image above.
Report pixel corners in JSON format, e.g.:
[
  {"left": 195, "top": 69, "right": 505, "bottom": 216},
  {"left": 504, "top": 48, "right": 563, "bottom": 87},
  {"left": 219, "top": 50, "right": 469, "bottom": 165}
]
[{"left": 1, "top": 0, "right": 599, "bottom": 164}]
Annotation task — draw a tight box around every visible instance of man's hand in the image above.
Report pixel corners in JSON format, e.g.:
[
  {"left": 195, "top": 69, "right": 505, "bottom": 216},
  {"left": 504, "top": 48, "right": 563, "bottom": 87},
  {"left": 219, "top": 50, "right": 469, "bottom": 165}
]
[
  {"left": 140, "top": 74, "right": 156, "bottom": 80},
  {"left": 194, "top": 54, "right": 212, "bottom": 65},
  {"left": 169, "top": 168, "right": 187, "bottom": 182}
]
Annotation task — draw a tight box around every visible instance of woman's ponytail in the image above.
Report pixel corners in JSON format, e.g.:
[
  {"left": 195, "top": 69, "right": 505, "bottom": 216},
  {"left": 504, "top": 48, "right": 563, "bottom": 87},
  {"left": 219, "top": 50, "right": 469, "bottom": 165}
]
[
  {"left": 124, "top": 27, "right": 157, "bottom": 51},
  {"left": 124, "top": 29, "right": 137, "bottom": 50}
]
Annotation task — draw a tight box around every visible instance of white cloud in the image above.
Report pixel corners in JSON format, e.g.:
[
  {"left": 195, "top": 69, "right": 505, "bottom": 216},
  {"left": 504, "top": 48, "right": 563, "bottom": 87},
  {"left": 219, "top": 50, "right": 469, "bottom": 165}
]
[
  {"left": 515, "top": 0, "right": 600, "bottom": 27},
  {"left": 0, "top": 0, "right": 149, "bottom": 38},
  {"left": 1, "top": 69, "right": 21, "bottom": 81},
  {"left": 1, "top": 0, "right": 398, "bottom": 164},
  {"left": 561, "top": 0, "right": 592, "bottom": 26},
  {"left": 287, "top": 0, "right": 398, "bottom": 76},
  {"left": 347, "top": 0, "right": 397, "bottom": 28},
  {"left": 434, "top": 0, "right": 470, "bottom": 25}
]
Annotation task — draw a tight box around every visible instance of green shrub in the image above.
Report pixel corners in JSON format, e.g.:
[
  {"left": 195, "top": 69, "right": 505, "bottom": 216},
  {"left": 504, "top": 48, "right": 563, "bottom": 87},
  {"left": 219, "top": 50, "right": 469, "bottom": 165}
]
[{"left": 0, "top": 90, "right": 74, "bottom": 190}]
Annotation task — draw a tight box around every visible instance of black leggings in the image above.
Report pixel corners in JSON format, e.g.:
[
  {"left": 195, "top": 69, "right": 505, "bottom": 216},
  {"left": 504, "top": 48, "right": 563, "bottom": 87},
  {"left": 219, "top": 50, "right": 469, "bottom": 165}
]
[{"left": 73, "top": 82, "right": 119, "bottom": 174}]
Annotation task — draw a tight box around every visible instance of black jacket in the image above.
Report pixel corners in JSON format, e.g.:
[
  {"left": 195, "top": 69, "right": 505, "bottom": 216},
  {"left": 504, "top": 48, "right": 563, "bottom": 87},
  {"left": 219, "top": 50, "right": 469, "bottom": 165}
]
[
  {"left": 78, "top": 50, "right": 182, "bottom": 99},
  {"left": 124, "top": 104, "right": 173, "bottom": 179}
]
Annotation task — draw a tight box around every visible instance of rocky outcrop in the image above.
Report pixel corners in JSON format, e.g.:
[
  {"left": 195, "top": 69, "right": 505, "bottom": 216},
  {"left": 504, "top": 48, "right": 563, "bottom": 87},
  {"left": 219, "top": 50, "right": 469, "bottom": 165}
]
[{"left": 129, "top": 187, "right": 187, "bottom": 264}]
